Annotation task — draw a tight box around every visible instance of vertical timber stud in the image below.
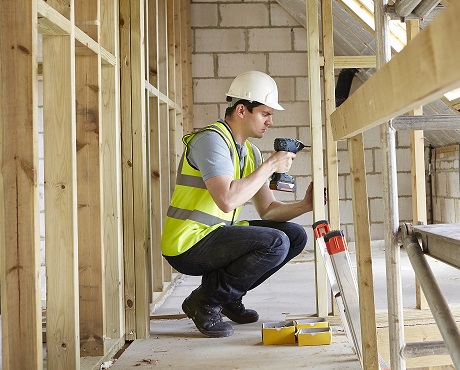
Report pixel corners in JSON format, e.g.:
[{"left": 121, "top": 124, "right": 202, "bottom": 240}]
[
  {"left": 42, "top": 5, "right": 80, "bottom": 370},
  {"left": 166, "top": 0, "right": 177, "bottom": 280},
  {"left": 75, "top": 0, "right": 106, "bottom": 356},
  {"left": 407, "top": 20, "right": 428, "bottom": 310},
  {"left": 306, "top": 0, "right": 328, "bottom": 317},
  {"left": 100, "top": 0, "right": 124, "bottom": 339},
  {"left": 148, "top": 0, "right": 165, "bottom": 293},
  {"left": 348, "top": 135, "right": 379, "bottom": 370},
  {"left": 0, "top": 0, "right": 43, "bottom": 369},
  {"left": 321, "top": 0, "right": 340, "bottom": 316},
  {"left": 158, "top": 0, "right": 172, "bottom": 284},
  {"left": 119, "top": 0, "right": 137, "bottom": 341},
  {"left": 131, "top": 0, "right": 150, "bottom": 339},
  {"left": 167, "top": 0, "right": 177, "bottom": 196},
  {"left": 374, "top": 0, "right": 406, "bottom": 368}
]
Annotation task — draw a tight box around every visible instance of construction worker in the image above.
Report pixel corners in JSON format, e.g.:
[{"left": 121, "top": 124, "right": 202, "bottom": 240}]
[{"left": 161, "top": 71, "right": 314, "bottom": 338}]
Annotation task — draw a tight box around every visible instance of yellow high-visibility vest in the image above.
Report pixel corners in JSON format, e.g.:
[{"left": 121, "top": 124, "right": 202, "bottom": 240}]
[{"left": 161, "top": 121, "right": 262, "bottom": 256}]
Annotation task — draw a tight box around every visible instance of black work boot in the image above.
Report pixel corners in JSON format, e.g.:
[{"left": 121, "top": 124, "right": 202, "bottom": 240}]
[
  {"left": 221, "top": 299, "right": 259, "bottom": 324},
  {"left": 182, "top": 289, "right": 234, "bottom": 338}
]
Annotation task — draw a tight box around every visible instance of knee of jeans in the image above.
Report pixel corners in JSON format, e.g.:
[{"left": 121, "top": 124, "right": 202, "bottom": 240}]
[
  {"left": 286, "top": 223, "right": 307, "bottom": 248},
  {"left": 275, "top": 231, "right": 290, "bottom": 259}
]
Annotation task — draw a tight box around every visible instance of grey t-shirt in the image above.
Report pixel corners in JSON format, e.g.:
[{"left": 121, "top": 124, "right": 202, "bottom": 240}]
[{"left": 187, "top": 127, "right": 248, "bottom": 181}]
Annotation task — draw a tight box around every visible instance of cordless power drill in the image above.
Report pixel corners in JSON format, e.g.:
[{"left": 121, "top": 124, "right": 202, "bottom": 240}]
[{"left": 269, "top": 138, "right": 309, "bottom": 192}]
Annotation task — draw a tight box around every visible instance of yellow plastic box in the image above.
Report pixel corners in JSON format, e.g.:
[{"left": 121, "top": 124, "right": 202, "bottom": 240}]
[
  {"left": 262, "top": 321, "right": 296, "bottom": 345},
  {"left": 294, "top": 318, "right": 329, "bottom": 330},
  {"left": 297, "top": 326, "right": 332, "bottom": 346}
]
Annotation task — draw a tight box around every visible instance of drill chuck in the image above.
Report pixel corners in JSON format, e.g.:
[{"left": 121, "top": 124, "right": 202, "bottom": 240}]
[{"left": 273, "top": 138, "right": 308, "bottom": 154}]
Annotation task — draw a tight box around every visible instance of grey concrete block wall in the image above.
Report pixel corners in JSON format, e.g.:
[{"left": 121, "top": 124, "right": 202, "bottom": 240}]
[
  {"left": 431, "top": 146, "right": 460, "bottom": 223},
  {"left": 189, "top": 0, "right": 431, "bottom": 247}
]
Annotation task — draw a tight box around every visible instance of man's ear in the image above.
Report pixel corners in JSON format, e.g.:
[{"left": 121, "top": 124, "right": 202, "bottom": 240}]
[{"left": 235, "top": 103, "right": 245, "bottom": 117}]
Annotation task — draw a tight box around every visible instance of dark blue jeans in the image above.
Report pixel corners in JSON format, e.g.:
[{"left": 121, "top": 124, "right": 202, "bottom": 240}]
[{"left": 164, "top": 220, "right": 307, "bottom": 306}]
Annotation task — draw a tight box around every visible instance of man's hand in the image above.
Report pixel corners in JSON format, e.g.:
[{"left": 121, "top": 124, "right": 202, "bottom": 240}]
[
  {"left": 266, "top": 151, "right": 296, "bottom": 174},
  {"left": 303, "top": 181, "right": 327, "bottom": 212}
]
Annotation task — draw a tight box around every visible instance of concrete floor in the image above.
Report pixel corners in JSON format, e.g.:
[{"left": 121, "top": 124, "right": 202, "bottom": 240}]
[
  {"left": 108, "top": 247, "right": 460, "bottom": 370},
  {"left": 1, "top": 246, "right": 458, "bottom": 369}
]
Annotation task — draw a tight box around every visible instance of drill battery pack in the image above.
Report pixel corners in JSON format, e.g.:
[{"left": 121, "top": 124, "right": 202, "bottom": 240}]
[{"left": 269, "top": 173, "right": 297, "bottom": 192}]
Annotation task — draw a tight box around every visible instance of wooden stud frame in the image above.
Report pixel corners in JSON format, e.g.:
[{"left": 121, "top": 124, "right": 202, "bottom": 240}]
[{"left": 1, "top": 0, "right": 192, "bottom": 367}]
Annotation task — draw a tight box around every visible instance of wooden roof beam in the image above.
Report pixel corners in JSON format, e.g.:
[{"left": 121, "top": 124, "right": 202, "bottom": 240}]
[{"left": 331, "top": 0, "right": 460, "bottom": 140}]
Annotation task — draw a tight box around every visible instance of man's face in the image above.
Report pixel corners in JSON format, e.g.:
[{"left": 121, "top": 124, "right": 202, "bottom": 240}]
[{"left": 243, "top": 104, "right": 274, "bottom": 139}]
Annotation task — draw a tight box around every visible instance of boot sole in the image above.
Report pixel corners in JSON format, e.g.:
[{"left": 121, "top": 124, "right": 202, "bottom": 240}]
[{"left": 182, "top": 300, "right": 234, "bottom": 338}]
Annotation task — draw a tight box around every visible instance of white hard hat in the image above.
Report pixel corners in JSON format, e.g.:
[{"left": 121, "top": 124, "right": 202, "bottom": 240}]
[{"left": 226, "top": 71, "right": 284, "bottom": 111}]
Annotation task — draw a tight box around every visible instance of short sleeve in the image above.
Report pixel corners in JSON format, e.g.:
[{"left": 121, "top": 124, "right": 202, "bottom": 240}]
[{"left": 188, "top": 130, "right": 234, "bottom": 181}]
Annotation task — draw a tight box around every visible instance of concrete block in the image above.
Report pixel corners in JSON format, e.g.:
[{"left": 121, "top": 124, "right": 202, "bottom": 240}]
[
  {"left": 369, "top": 198, "right": 384, "bottom": 222},
  {"left": 275, "top": 77, "right": 296, "bottom": 103},
  {"left": 295, "top": 76, "right": 309, "bottom": 101},
  {"left": 248, "top": 28, "right": 292, "bottom": 52},
  {"left": 447, "top": 171, "right": 460, "bottom": 196},
  {"left": 396, "top": 148, "right": 412, "bottom": 172},
  {"left": 291, "top": 211, "right": 312, "bottom": 228},
  {"left": 38, "top": 132, "right": 44, "bottom": 159},
  {"left": 217, "top": 53, "right": 267, "bottom": 77},
  {"left": 191, "top": 3, "right": 218, "bottom": 27},
  {"left": 435, "top": 172, "right": 447, "bottom": 197},
  {"left": 39, "top": 183, "right": 45, "bottom": 212},
  {"left": 297, "top": 127, "right": 312, "bottom": 147},
  {"left": 373, "top": 148, "right": 383, "bottom": 174},
  {"left": 293, "top": 28, "right": 307, "bottom": 51},
  {"left": 39, "top": 157, "right": 44, "bottom": 185},
  {"left": 397, "top": 172, "right": 412, "bottom": 196},
  {"left": 295, "top": 176, "right": 312, "bottom": 201},
  {"left": 238, "top": 203, "right": 260, "bottom": 221},
  {"left": 370, "top": 223, "right": 384, "bottom": 241},
  {"left": 38, "top": 107, "right": 44, "bottom": 132},
  {"left": 290, "top": 151, "right": 311, "bottom": 176},
  {"left": 274, "top": 102, "right": 309, "bottom": 126},
  {"left": 40, "top": 209, "right": 46, "bottom": 239},
  {"left": 344, "top": 223, "right": 355, "bottom": 243},
  {"left": 338, "top": 174, "right": 349, "bottom": 200},
  {"left": 366, "top": 173, "right": 383, "bottom": 198},
  {"left": 38, "top": 79, "right": 43, "bottom": 107},
  {"left": 269, "top": 52, "right": 308, "bottom": 77},
  {"left": 193, "top": 78, "right": 232, "bottom": 104},
  {"left": 192, "top": 104, "right": 220, "bottom": 129},
  {"left": 218, "top": 103, "right": 228, "bottom": 119},
  {"left": 398, "top": 196, "right": 412, "bottom": 222},
  {"left": 339, "top": 199, "right": 353, "bottom": 224},
  {"left": 192, "top": 54, "right": 215, "bottom": 78},
  {"left": 396, "top": 129, "right": 411, "bottom": 148},
  {"left": 195, "top": 29, "right": 245, "bottom": 53},
  {"left": 365, "top": 149, "right": 374, "bottom": 173},
  {"left": 270, "top": 3, "right": 299, "bottom": 27},
  {"left": 220, "top": 3, "right": 269, "bottom": 27},
  {"left": 363, "top": 125, "right": 381, "bottom": 148},
  {"left": 338, "top": 150, "right": 350, "bottom": 175}
]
